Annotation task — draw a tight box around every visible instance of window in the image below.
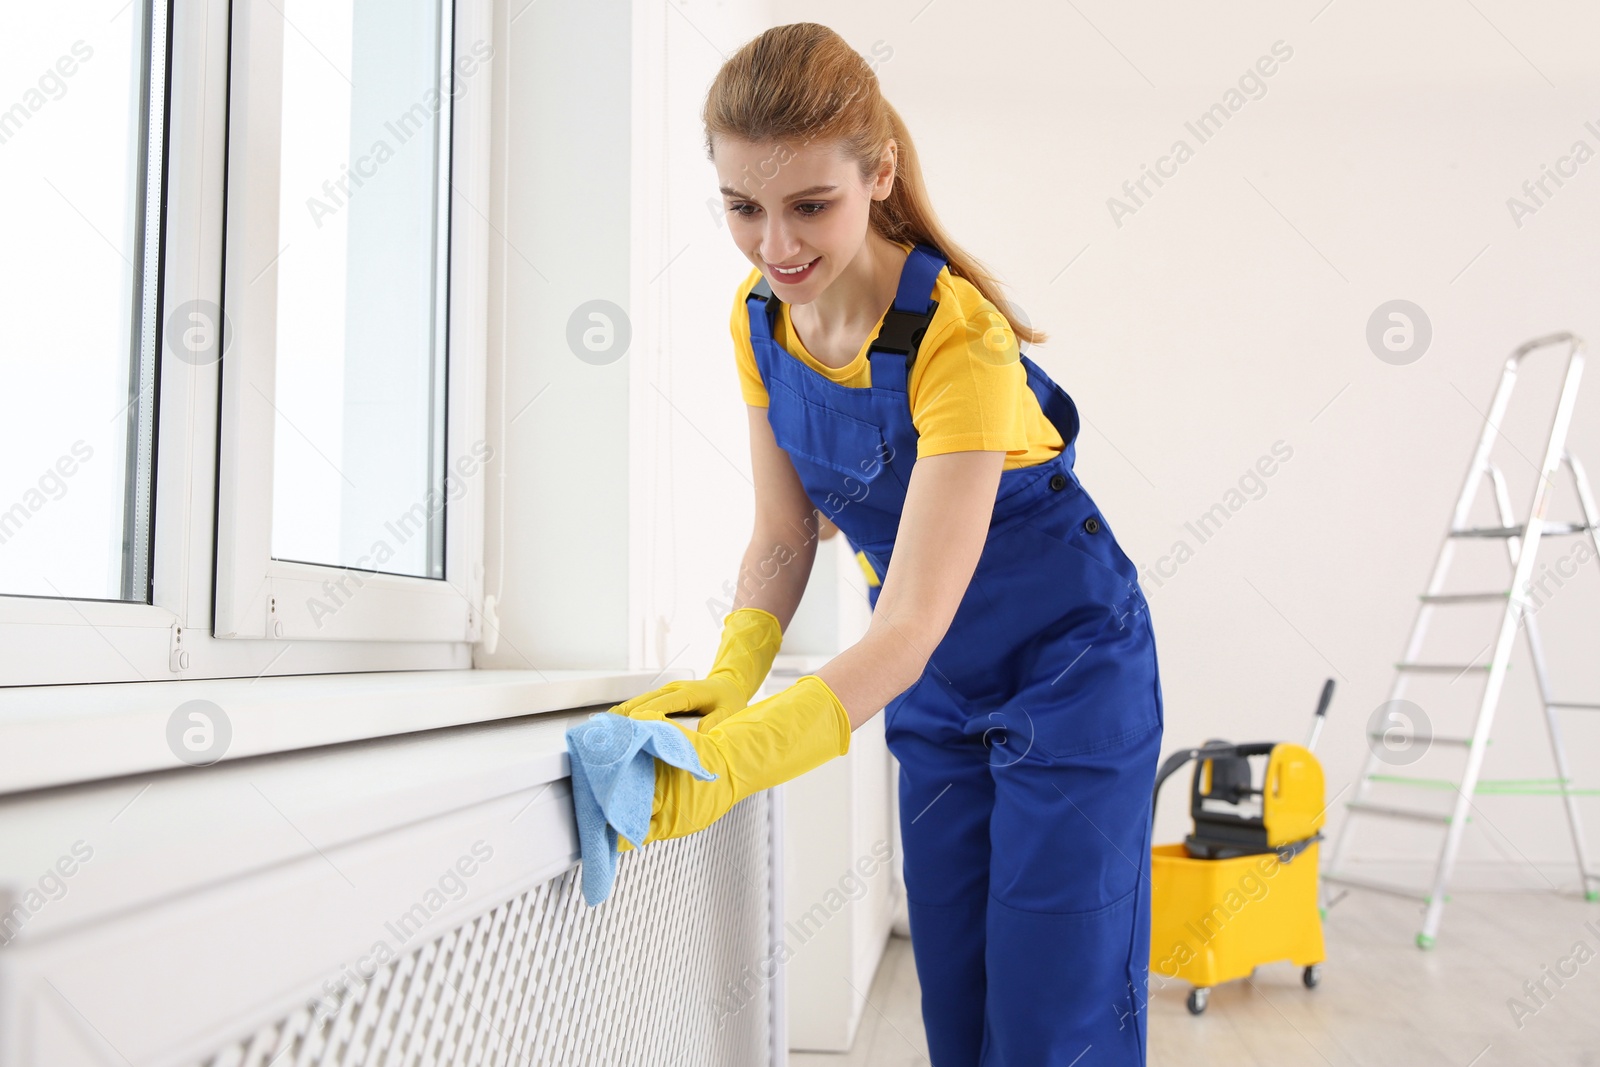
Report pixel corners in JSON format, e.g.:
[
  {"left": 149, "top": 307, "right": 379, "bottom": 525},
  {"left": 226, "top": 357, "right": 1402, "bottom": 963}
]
[
  {"left": 268, "top": 0, "right": 450, "bottom": 580},
  {"left": 0, "top": 2, "right": 164, "bottom": 604},
  {"left": 0, "top": 0, "right": 493, "bottom": 687}
]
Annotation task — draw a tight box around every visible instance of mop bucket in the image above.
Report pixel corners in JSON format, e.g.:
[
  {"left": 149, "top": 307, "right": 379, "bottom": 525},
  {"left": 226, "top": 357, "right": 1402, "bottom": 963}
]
[{"left": 1148, "top": 681, "right": 1333, "bottom": 1014}]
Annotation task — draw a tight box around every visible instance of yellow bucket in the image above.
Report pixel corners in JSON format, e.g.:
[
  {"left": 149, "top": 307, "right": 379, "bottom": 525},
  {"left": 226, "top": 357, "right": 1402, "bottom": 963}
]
[{"left": 1149, "top": 840, "right": 1325, "bottom": 991}]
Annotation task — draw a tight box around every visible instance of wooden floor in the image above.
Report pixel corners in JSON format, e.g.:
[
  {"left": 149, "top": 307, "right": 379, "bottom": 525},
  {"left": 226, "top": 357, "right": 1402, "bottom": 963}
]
[{"left": 789, "top": 889, "right": 1600, "bottom": 1066}]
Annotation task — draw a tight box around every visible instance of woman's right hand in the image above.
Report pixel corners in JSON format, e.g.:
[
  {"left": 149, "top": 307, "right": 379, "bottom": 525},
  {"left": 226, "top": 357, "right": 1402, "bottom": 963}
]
[
  {"left": 613, "top": 606, "right": 785, "bottom": 730},
  {"left": 610, "top": 674, "right": 749, "bottom": 727}
]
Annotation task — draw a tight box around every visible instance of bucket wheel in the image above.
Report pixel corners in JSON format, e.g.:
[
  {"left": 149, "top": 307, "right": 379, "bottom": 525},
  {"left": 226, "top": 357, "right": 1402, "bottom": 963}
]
[
  {"left": 1302, "top": 964, "right": 1322, "bottom": 989},
  {"left": 1186, "top": 987, "right": 1210, "bottom": 1015}
]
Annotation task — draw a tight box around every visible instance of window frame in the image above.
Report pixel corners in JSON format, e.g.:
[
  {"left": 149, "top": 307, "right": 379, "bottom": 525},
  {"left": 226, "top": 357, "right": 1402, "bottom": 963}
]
[{"left": 0, "top": 0, "right": 493, "bottom": 686}]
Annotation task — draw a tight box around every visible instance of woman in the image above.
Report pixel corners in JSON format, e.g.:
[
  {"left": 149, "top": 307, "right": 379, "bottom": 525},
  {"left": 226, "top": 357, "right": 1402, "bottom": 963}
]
[{"left": 613, "top": 22, "right": 1164, "bottom": 1067}]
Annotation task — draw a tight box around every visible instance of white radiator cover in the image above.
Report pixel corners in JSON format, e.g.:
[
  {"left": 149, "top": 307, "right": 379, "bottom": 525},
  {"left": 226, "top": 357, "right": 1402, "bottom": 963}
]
[
  {"left": 0, "top": 707, "right": 780, "bottom": 1067},
  {"left": 194, "top": 801, "right": 773, "bottom": 1067}
]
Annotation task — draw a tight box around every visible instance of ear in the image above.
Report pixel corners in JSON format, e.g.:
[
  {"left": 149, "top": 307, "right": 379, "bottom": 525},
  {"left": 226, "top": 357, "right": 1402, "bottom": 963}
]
[{"left": 870, "top": 140, "right": 897, "bottom": 202}]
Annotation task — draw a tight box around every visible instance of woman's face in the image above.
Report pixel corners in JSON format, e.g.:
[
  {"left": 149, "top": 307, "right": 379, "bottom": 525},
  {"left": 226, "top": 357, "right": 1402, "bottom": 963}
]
[{"left": 713, "top": 136, "right": 893, "bottom": 304}]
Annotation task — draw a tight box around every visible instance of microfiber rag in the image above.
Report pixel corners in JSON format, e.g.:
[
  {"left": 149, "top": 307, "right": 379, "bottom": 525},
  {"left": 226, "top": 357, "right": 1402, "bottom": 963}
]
[{"left": 565, "top": 712, "right": 717, "bottom": 906}]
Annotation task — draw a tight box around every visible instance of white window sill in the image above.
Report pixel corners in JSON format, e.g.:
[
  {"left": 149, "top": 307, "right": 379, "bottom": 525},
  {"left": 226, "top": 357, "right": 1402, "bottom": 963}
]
[{"left": 0, "top": 668, "right": 685, "bottom": 796}]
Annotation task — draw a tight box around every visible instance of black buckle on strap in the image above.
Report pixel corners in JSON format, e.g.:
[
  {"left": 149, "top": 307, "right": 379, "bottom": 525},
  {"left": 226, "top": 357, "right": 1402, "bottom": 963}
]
[
  {"left": 870, "top": 303, "right": 939, "bottom": 363},
  {"left": 749, "top": 278, "right": 780, "bottom": 333}
]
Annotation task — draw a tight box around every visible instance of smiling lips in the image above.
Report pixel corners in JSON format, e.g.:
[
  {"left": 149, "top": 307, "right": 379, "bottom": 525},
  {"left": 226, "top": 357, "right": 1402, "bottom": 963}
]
[{"left": 768, "top": 257, "right": 819, "bottom": 284}]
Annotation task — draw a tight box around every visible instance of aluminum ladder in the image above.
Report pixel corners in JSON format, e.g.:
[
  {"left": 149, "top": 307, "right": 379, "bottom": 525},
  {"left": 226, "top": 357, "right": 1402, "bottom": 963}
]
[{"left": 1323, "top": 332, "right": 1600, "bottom": 947}]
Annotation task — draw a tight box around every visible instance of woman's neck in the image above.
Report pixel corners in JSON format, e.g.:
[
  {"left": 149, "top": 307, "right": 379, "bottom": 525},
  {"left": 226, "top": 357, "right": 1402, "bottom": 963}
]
[{"left": 793, "top": 231, "right": 910, "bottom": 346}]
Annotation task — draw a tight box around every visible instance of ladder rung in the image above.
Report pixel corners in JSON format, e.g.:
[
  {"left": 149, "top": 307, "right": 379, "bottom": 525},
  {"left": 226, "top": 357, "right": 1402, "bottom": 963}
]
[
  {"left": 1346, "top": 801, "right": 1453, "bottom": 825},
  {"left": 1323, "top": 872, "right": 1430, "bottom": 902},
  {"left": 1395, "top": 662, "right": 1494, "bottom": 673},
  {"left": 1450, "top": 522, "right": 1594, "bottom": 538},
  {"left": 1418, "top": 591, "right": 1510, "bottom": 604},
  {"left": 1550, "top": 702, "right": 1600, "bottom": 711},
  {"left": 1367, "top": 733, "right": 1478, "bottom": 747}
]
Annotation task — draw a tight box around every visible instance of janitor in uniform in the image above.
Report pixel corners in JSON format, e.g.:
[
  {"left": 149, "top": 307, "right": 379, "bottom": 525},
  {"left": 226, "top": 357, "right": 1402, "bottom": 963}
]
[{"left": 613, "top": 22, "right": 1165, "bottom": 1066}]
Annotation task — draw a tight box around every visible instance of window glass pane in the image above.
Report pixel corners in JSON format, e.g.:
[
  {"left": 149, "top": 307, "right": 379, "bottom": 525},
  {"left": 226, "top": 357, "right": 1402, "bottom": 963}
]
[
  {"left": 0, "top": 2, "right": 161, "bottom": 601},
  {"left": 270, "top": 0, "right": 450, "bottom": 580}
]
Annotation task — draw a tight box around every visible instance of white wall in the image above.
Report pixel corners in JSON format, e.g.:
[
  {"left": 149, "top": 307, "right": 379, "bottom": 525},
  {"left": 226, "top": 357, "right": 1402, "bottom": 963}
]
[
  {"left": 483, "top": 0, "right": 1600, "bottom": 876},
  {"left": 480, "top": 0, "right": 635, "bottom": 669},
  {"left": 626, "top": 0, "right": 784, "bottom": 673},
  {"left": 622, "top": 0, "right": 1600, "bottom": 878}
]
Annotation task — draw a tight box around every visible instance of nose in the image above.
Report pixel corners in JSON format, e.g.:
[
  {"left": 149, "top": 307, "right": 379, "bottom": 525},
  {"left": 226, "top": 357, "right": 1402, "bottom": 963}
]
[{"left": 759, "top": 218, "right": 802, "bottom": 264}]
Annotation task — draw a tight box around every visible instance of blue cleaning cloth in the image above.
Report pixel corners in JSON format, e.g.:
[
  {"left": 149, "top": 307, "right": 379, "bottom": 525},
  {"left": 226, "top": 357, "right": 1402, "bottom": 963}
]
[{"left": 565, "top": 712, "right": 717, "bottom": 906}]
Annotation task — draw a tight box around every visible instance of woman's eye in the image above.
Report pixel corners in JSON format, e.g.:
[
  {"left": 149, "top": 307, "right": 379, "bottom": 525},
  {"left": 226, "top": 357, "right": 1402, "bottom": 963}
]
[
  {"left": 796, "top": 202, "right": 828, "bottom": 217},
  {"left": 728, "top": 202, "right": 758, "bottom": 218}
]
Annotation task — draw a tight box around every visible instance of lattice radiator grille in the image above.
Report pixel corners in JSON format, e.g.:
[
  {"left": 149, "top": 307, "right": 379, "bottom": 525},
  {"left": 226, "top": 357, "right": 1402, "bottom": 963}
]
[{"left": 199, "top": 796, "right": 773, "bottom": 1067}]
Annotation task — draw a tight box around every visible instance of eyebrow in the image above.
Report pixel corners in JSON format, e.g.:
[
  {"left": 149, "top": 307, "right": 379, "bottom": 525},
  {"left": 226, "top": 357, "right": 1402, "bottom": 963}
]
[{"left": 719, "top": 183, "right": 838, "bottom": 202}]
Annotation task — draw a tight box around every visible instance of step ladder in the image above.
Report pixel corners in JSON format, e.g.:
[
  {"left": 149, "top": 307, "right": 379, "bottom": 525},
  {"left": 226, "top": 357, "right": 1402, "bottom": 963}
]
[{"left": 1323, "top": 332, "right": 1600, "bottom": 947}]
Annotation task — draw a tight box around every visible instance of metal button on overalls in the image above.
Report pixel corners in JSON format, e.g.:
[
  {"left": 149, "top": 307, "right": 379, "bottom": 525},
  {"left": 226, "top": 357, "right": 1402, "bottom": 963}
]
[{"left": 748, "top": 245, "right": 1164, "bottom": 1066}]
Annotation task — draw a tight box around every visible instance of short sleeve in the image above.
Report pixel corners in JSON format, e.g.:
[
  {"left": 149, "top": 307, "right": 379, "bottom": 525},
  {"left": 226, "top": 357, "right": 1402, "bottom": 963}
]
[
  {"left": 908, "top": 284, "right": 1031, "bottom": 458},
  {"left": 729, "top": 271, "right": 770, "bottom": 407}
]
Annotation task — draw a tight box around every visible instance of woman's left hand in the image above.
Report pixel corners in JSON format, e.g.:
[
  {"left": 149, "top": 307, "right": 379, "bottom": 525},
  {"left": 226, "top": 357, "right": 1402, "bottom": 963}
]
[{"left": 618, "top": 674, "right": 852, "bottom": 851}]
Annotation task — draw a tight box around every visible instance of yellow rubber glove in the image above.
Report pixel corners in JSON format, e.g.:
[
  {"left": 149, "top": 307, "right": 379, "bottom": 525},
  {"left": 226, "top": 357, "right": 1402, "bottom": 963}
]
[
  {"left": 617, "top": 674, "right": 851, "bottom": 852},
  {"left": 612, "top": 607, "right": 783, "bottom": 729}
]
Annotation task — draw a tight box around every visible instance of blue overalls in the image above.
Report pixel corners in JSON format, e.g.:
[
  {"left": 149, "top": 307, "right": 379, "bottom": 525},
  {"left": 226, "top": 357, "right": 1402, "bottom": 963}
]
[{"left": 747, "top": 245, "right": 1165, "bottom": 1066}]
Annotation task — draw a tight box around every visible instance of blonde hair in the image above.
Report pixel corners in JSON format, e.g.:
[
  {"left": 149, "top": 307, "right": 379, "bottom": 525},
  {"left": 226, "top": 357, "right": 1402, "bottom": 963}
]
[{"left": 703, "top": 22, "right": 1044, "bottom": 346}]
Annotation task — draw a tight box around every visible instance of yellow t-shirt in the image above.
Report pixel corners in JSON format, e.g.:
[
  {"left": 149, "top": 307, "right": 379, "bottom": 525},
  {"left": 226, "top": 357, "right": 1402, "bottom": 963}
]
[{"left": 729, "top": 255, "right": 1065, "bottom": 470}]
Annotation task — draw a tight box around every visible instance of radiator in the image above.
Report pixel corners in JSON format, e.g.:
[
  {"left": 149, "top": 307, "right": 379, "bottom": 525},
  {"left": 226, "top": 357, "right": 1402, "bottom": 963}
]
[
  {"left": 196, "top": 798, "right": 774, "bottom": 1067},
  {"left": 0, "top": 709, "right": 782, "bottom": 1067}
]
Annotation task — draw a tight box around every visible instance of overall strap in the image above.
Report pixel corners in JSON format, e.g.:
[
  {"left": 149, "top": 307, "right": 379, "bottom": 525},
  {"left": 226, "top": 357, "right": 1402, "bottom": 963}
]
[
  {"left": 868, "top": 244, "right": 944, "bottom": 362},
  {"left": 866, "top": 243, "right": 945, "bottom": 394}
]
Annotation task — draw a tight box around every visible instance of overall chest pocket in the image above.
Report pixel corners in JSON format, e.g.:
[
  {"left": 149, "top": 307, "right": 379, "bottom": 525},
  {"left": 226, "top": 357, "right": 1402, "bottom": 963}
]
[{"left": 767, "top": 377, "right": 897, "bottom": 515}]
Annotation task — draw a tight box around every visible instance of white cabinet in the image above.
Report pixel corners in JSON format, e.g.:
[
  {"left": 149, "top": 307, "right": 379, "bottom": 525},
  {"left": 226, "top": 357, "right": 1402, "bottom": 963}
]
[{"left": 766, "top": 534, "right": 899, "bottom": 1053}]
